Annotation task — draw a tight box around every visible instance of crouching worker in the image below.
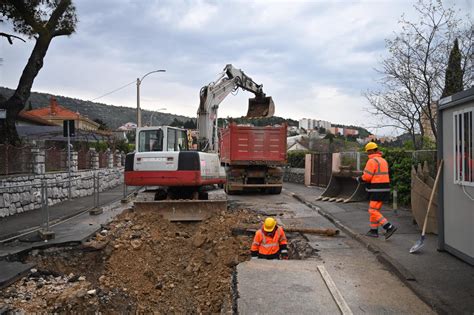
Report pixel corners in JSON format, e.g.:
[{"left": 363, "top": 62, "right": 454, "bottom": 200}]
[{"left": 251, "top": 217, "right": 288, "bottom": 260}]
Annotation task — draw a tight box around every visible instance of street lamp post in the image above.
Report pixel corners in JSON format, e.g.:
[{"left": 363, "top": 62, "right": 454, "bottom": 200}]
[
  {"left": 149, "top": 108, "right": 167, "bottom": 126},
  {"left": 137, "top": 69, "right": 166, "bottom": 127}
]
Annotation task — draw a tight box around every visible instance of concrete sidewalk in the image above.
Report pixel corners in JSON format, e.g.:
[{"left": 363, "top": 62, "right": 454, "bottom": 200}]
[
  {"left": 0, "top": 184, "right": 133, "bottom": 241},
  {"left": 284, "top": 183, "right": 474, "bottom": 315}
]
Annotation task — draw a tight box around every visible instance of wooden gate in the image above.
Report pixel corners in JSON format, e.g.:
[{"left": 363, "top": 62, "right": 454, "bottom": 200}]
[{"left": 310, "top": 153, "right": 332, "bottom": 187}]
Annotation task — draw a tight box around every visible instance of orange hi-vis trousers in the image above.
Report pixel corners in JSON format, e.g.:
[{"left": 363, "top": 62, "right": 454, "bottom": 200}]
[{"left": 369, "top": 200, "right": 388, "bottom": 229}]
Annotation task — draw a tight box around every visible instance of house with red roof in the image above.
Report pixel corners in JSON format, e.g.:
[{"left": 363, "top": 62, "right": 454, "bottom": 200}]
[{"left": 25, "top": 97, "right": 100, "bottom": 131}]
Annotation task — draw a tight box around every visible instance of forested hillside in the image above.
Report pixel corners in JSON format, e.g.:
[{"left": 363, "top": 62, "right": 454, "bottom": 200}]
[{"left": 0, "top": 87, "right": 191, "bottom": 129}]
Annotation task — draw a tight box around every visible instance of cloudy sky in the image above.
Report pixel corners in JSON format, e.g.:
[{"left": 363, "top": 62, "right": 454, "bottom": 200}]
[{"left": 1, "top": 0, "right": 471, "bottom": 135}]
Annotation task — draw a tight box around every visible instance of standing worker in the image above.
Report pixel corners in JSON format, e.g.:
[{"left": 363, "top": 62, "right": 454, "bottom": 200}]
[
  {"left": 251, "top": 217, "right": 289, "bottom": 260},
  {"left": 360, "top": 142, "right": 397, "bottom": 239}
]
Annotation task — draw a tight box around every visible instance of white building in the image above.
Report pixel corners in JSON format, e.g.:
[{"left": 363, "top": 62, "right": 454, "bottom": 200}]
[{"left": 299, "top": 118, "right": 331, "bottom": 131}]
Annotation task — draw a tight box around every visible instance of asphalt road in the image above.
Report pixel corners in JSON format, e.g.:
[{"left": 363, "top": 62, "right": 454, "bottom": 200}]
[{"left": 230, "top": 185, "right": 434, "bottom": 315}]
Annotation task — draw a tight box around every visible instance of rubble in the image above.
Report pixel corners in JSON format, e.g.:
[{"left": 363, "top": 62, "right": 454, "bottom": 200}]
[{"left": 1, "top": 207, "right": 258, "bottom": 313}]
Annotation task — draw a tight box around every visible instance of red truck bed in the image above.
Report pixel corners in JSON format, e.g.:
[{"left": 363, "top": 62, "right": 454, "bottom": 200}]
[{"left": 219, "top": 123, "right": 287, "bottom": 165}]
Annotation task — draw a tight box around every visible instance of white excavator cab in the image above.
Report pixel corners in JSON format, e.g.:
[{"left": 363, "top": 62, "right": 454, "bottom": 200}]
[{"left": 137, "top": 126, "right": 189, "bottom": 153}]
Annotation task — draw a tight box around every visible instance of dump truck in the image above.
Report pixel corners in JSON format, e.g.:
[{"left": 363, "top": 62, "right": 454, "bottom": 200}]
[{"left": 220, "top": 123, "right": 287, "bottom": 194}]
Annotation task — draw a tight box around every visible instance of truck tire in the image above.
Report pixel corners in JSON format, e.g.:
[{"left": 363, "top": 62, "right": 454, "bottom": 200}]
[{"left": 268, "top": 187, "right": 282, "bottom": 194}]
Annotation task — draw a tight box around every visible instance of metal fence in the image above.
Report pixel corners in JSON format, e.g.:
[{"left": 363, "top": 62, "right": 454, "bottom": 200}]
[
  {"left": 45, "top": 147, "right": 67, "bottom": 172},
  {"left": 99, "top": 151, "right": 108, "bottom": 168},
  {"left": 338, "top": 152, "right": 368, "bottom": 172},
  {"left": 77, "top": 148, "right": 91, "bottom": 170},
  {"left": 0, "top": 169, "right": 128, "bottom": 242},
  {"left": 0, "top": 145, "right": 34, "bottom": 176},
  {"left": 0, "top": 144, "right": 124, "bottom": 176},
  {"left": 310, "top": 153, "right": 332, "bottom": 187}
]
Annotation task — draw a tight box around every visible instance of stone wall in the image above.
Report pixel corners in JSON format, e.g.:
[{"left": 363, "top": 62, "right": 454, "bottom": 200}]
[
  {"left": 0, "top": 168, "right": 123, "bottom": 218},
  {"left": 283, "top": 167, "right": 305, "bottom": 184}
]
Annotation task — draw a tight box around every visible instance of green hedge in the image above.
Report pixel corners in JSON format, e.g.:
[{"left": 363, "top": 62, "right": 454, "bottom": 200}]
[
  {"left": 381, "top": 148, "right": 436, "bottom": 206},
  {"left": 287, "top": 151, "right": 307, "bottom": 168}
]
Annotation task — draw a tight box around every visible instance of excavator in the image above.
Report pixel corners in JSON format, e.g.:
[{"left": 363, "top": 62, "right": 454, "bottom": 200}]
[{"left": 124, "top": 65, "right": 274, "bottom": 220}]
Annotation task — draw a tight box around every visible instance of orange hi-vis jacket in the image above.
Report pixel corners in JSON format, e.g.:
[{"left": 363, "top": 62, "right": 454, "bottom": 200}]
[
  {"left": 251, "top": 226, "right": 288, "bottom": 259},
  {"left": 362, "top": 152, "right": 391, "bottom": 201}
]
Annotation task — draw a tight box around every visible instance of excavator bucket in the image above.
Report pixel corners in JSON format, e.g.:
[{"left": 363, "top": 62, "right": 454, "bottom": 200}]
[
  {"left": 316, "top": 173, "right": 368, "bottom": 203},
  {"left": 133, "top": 200, "right": 227, "bottom": 222},
  {"left": 132, "top": 190, "right": 227, "bottom": 221},
  {"left": 246, "top": 96, "right": 275, "bottom": 118}
]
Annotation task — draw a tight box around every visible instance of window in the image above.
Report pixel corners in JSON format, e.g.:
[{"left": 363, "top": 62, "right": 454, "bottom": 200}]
[
  {"left": 177, "top": 130, "right": 189, "bottom": 151},
  {"left": 453, "top": 107, "right": 474, "bottom": 185},
  {"left": 167, "top": 128, "right": 176, "bottom": 151},
  {"left": 138, "top": 129, "right": 163, "bottom": 152}
]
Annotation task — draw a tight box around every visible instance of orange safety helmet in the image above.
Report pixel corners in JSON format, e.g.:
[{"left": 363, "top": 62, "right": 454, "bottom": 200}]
[{"left": 263, "top": 217, "right": 277, "bottom": 232}]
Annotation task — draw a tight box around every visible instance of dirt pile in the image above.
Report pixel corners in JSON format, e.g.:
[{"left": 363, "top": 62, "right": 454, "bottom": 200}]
[{"left": 2, "top": 207, "right": 258, "bottom": 313}]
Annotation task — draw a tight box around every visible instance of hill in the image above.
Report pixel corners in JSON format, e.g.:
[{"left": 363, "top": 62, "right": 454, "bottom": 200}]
[
  {"left": 0, "top": 87, "right": 191, "bottom": 129},
  {"left": 0, "top": 87, "right": 301, "bottom": 130}
]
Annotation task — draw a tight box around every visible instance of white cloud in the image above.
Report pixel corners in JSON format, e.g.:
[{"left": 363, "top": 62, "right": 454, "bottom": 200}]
[{"left": 1, "top": 0, "right": 470, "bottom": 137}]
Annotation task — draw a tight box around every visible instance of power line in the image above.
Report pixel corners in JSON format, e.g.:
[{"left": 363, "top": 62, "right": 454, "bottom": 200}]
[{"left": 90, "top": 80, "right": 136, "bottom": 102}]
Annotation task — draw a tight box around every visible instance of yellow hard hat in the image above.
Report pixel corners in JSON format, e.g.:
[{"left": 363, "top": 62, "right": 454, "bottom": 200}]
[
  {"left": 263, "top": 217, "right": 277, "bottom": 232},
  {"left": 365, "top": 142, "right": 378, "bottom": 152}
]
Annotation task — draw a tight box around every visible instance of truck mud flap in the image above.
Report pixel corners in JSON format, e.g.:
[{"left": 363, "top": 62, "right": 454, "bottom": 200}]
[
  {"left": 316, "top": 175, "right": 368, "bottom": 203},
  {"left": 133, "top": 200, "right": 227, "bottom": 222}
]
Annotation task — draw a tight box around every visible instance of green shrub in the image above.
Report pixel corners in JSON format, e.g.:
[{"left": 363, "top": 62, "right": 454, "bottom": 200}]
[
  {"left": 381, "top": 149, "right": 412, "bottom": 205},
  {"left": 381, "top": 148, "right": 436, "bottom": 206},
  {"left": 89, "top": 141, "right": 108, "bottom": 152}
]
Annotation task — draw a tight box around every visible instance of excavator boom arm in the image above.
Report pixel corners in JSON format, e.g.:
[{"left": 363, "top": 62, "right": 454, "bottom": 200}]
[{"left": 197, "top": 64, "right": 275, "bottom": 151}]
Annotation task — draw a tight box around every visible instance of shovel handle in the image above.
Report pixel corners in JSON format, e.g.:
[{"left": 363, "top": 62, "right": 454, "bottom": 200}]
[{"left": 421, "top": 159, "right": 443, "bottom": 236}]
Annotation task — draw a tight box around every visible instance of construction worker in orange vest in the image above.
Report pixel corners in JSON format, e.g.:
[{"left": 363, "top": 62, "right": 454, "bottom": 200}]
[
  {"left": 359, "top": 142, "right": 397, "bottom": 239},
  {"left": 251, "top": 217, "right": 289, "bottom": 260}
]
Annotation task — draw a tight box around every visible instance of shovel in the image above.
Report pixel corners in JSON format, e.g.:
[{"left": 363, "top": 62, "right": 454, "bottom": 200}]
[{"left": 410, "top": 159, "right": 443, "bottom": 254}]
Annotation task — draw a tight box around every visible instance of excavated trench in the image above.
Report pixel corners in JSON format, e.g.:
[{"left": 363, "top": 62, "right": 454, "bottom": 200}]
[
  {"left": 0, "top": 207, "right": 261, "bottom": 313},
  {"left": 1, "top": 203, "right": 321, "bottom": 313}
]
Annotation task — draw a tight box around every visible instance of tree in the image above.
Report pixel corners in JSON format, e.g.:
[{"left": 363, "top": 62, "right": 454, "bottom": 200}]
[
  {"left": 0, "top": 0, "right": 77, "bottom": 144},
  {"left": 93, "top": 118, "right": 108, "bottom": 131},
  {"left": 441, "top": 38, "right": 463, "bottom": 98},
  {"left": 183, "top": 119, "right": 197, "bottom": 129},
  {"left": 365, "top": 0, "right": 472, "bottom": 149},
  {"left": 0, "top": 18, "right": 25, "bottom": 44},
  {"left": 169, "top": 118, "right": 184, "bottom": 128}
]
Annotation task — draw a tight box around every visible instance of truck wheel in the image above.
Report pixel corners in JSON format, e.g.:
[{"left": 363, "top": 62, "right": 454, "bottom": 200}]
[{"left": 268, "top": 187, "right": 282, "bottom": 194}]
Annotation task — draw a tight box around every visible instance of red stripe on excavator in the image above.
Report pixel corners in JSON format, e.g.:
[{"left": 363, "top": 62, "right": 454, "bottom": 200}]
[{"left": 124, "top": 171, "right": 225, "bottom": 186}]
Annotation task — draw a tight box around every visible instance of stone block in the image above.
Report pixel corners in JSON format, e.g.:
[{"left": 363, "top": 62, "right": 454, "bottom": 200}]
[
  {"left": 12, "top": 193, "right": 20, "bottom": 203},
  {"left": 9, "top": 204, "right": 16, "bottom": 216}
]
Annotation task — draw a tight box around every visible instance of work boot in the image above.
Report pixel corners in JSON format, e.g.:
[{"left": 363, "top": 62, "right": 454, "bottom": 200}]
[
  {"left": 384, "top": 224, "right": 397, "bottom": 240},
  {"left": 365, "top": 229, "right": 379, "bottom": 238}
]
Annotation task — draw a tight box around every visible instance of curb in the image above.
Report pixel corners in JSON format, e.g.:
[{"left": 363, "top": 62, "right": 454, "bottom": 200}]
[{"left": 290, "top": 192, "right": 447, "bottom": 314}]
